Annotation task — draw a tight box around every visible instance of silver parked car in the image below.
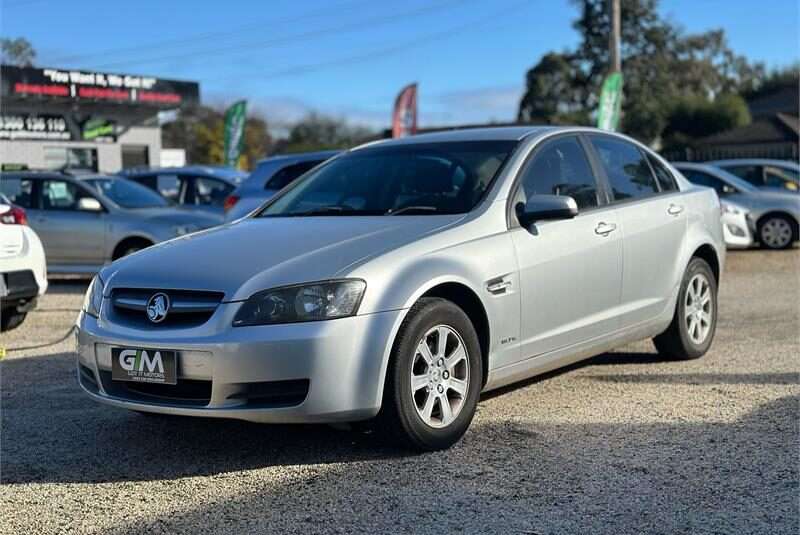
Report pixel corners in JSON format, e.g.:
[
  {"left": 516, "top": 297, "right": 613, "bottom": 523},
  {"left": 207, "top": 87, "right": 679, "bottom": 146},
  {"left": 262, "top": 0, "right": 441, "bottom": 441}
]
[
  {"left": 224, "top": 151, "right": 339, "bottom": 221},
  {"left": 674, "top": 163, "right": 800, "bottom": 249},
  {"left": 76, "top": 127, "right": 724, "bottom": 451},
  {"left": 709, "top": 159, "right": 799, "bottom": 193},
  {"left": 0, "top": 172, "right": 223, "bottom": 274}
]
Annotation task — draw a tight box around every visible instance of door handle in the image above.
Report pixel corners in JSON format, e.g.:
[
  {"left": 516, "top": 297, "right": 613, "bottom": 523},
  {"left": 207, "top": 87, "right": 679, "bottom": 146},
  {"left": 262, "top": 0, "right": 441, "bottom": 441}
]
[
  {"left": 594, "top": 222, "right": 617, "bottom": 236},
  {"left": 486, "top": 279, "right": 512, "bottom": 295},
  {"left": 667, "top": 203, "right": 684, "bottom": 216}
]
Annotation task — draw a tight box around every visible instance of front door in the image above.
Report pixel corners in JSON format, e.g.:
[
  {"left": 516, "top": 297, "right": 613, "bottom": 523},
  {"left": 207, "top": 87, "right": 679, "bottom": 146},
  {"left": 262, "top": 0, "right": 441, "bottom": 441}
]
[
  {"left": 511, "top": 135, "right": 623, "bottom": 360},
  {"left": 29, "top": 179, "right": 107, "bottom": 266}
]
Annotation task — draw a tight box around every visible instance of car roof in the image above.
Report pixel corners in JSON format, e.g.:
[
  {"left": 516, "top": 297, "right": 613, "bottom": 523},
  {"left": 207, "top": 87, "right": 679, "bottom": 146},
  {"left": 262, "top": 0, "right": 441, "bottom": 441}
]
[
  {"left": 710, "top": 158, "right": 800, "bottom": 169},
  {"left": 0, "top": 171, "right": 70, "bottom": 180},
  {"left": 121, "top": 165, "right": 245, "bottom": 180},
  {"left": 355, "top": 126, "right": 560, "bottom": 149},
  {"left": 254, "top": 150, "right": 341, "bottom": 166}
]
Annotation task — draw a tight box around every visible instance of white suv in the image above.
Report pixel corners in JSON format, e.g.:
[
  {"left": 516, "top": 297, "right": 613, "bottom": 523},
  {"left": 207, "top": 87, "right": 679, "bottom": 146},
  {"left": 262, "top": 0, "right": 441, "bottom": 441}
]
[{"left": 0, "top": 195, "right": 47, "bottom": 331}]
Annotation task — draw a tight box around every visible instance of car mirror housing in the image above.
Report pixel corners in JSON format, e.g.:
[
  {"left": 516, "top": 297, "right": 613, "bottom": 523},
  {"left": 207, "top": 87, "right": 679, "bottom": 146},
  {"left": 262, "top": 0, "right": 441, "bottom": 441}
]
[
  {"left": 78, "top": 197, "right": 103, "bottom": 212},
  {"left": 515, "top": 194, "right": 578, "bottom": 227}
]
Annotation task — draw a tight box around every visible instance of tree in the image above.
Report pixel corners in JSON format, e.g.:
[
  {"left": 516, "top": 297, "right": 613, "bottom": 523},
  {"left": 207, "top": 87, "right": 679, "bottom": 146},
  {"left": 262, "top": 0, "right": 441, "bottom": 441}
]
[
  {"left": 518, "top": 0, "right": 763, "bottom": 144},
  {"left": 162, "top": 104, "right": 272, "bottom": 169},
  {"left": 0, "top": 37, "right": 36, "bottom": 66},
  {"left": 281, "top": 113, "right": 373, "bottom": 153},
  {"left": 662, "top": 94, "right": 751, "bottom": 151}
]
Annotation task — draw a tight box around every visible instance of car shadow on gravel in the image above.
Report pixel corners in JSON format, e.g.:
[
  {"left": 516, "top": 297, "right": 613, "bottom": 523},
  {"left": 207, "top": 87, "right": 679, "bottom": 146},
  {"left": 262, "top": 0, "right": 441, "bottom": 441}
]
[{"left": 2, "top": 350, "right": 797, "bottom": 491}]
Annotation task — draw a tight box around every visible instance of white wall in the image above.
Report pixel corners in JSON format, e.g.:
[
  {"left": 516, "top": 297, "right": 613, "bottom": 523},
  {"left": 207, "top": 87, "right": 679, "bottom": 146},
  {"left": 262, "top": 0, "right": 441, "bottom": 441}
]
[{"left": 0, "top": 126, "right": 161, "bottom": 173}]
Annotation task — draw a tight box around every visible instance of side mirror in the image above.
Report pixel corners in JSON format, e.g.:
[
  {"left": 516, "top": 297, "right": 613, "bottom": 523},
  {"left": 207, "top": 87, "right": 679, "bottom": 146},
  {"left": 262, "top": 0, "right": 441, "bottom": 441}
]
[
  {"left": 77, "top": 197, "right": 103, "bottom": 212},
  {"left": 721, "top": 184, "right": 736, "bottom": 195},
  {"left": 515, "top": 194, "right": 578, "bottom": 227}
]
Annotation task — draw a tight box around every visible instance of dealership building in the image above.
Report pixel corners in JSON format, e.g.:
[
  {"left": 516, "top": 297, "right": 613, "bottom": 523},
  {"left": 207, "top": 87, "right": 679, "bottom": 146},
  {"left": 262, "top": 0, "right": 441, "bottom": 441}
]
[{"left": 0, "top": 65, "right": 199, "bottom": 173}]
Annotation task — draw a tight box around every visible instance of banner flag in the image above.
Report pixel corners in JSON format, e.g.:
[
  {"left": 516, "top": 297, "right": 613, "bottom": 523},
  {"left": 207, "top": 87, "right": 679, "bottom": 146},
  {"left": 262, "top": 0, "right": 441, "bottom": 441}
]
[
  {"left": 597, "top": 72, "right": 623, "bottom": 131},
  {"left": 223, "top": 100, "right": 247, "bottom": 168},
  {"left": 392, "top": 83, "right": 417, "bottom": 138}
]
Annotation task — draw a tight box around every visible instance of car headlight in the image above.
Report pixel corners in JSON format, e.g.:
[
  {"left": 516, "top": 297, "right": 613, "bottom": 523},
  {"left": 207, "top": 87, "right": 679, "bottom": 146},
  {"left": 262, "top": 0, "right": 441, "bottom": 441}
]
[
  {"left": 233, "top": 279, "right": 366, "bottom": 326},
  {"left": 173, "top": 224, "right": 200, "bottom": 236},
  {"left": 82, "top": 275, "right": 104, "bottom": 318},
  {"left": 721, "top": 202, "right": 743, "bottom": 215}
]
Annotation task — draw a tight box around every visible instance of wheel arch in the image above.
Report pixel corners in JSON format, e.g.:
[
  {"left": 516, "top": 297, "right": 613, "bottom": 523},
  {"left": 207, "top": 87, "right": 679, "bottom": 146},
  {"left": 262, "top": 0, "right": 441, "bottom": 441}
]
[
  {"left": 690, "top": 243, "right": 721, "bottom": 285},
  {"left": 112, "top": 235, "right": 155, "bottom": 260}
]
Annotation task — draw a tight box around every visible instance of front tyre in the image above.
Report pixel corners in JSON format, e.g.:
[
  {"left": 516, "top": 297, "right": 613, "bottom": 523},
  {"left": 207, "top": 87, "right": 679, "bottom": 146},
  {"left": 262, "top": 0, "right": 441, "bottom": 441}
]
[
  {"left": 758, "top": 215, "right": 796, "bottom": 250},
  {"left": 653, "top": 257, "right": 718, "bottom": 360},
  {"left": 379, "top": 298, "right": 482, "bottom": 451}
]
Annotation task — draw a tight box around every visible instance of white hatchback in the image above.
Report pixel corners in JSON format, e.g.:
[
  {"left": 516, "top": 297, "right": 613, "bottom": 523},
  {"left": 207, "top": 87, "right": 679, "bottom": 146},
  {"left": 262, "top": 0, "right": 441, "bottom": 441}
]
[{"left": 0, "top": 195, "right": 47, "bottom": 331}]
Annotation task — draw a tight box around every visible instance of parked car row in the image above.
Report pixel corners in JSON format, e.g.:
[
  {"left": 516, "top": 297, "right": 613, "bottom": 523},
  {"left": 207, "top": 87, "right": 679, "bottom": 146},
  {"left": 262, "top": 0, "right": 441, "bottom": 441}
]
[{"left": 672, "top": 161, "right": 800, "bottom": 250}]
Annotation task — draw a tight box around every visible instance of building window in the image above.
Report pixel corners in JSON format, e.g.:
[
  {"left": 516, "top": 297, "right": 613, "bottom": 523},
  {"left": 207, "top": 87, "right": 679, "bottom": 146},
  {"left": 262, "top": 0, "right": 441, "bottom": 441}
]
[
  {"left": 122, "top": 144, "right": 150, "bottom": 170},
  {"left": 44, "top": 147, "right": 98, "bottom": 172}
]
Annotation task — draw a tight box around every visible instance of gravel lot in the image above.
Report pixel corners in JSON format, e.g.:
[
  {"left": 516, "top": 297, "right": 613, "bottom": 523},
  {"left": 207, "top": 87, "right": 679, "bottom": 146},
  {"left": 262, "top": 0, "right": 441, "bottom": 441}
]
[{"left": 1, "top": 250, "right": 798, "bottom": 534}]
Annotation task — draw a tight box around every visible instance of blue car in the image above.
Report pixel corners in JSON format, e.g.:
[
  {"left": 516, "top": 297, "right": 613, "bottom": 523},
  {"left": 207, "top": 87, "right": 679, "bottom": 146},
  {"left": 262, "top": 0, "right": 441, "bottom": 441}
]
[
  {"left": 224, "top": 151, "right": 339, "bottom": 221},
  {"left": 120, "top": 166, "right": 248, "bottom": 216}
]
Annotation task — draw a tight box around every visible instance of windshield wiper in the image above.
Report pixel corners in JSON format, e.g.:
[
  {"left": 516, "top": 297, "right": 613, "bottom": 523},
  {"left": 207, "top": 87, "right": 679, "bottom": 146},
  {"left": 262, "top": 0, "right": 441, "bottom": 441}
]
[{"left": 387, "top": 205, "right": 439, "bottom": 215}]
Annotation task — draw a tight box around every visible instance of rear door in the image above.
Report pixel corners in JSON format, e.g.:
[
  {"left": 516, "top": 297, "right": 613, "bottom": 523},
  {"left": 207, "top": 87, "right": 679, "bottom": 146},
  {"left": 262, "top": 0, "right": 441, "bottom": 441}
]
[
  {"left": 510, "top": 134, "right": 623, "bottom": 362},
  {"left": 586, "top": 135, "right": 686, "bottom": 328},
  {"left": 30, "top": 179, "right": 106, "bottom": 265}
]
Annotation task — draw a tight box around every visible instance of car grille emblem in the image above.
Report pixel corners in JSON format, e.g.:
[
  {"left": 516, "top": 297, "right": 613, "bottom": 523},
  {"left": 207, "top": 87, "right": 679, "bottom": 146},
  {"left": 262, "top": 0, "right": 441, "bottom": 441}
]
[{"left": 146, "top": 293, "right": 170, "bottom": 323}]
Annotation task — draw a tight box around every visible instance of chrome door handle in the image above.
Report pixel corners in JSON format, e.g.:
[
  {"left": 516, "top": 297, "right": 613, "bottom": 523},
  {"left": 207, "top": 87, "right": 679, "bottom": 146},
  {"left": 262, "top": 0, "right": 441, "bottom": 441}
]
[
  {"left": 667, "top": 204, "right": 684, "bottom": 216},
  {"left": 486, "top": 279, "right": 512, "bottom": 295},
  {"left": 594, "top": 222, "right": 617, "bottom": 236}
]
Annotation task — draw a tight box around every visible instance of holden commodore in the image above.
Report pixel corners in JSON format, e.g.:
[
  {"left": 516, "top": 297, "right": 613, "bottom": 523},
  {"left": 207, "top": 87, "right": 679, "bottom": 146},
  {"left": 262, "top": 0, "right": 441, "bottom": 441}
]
[{"left": 76, "top": 127, "right": 724, "bottom": 451}]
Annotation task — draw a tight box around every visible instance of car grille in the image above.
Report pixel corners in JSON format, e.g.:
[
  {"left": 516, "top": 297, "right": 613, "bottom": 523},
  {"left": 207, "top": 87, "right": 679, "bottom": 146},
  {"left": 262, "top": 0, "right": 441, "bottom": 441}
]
[
  {"left": 109, "top": 288, "right": 224, "bottom": 328},
  {"left": 98, "top": 370, "right": 212, "bottom": 407}
]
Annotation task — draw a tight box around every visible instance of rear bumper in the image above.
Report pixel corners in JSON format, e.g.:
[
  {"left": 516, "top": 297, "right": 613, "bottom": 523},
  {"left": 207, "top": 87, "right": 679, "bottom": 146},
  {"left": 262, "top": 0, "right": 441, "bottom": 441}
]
[
  {"left": 0, "top": 270, "right": 39, "bottom": 311},
  {"left": 75, "top": 307, "right": 405, "bottom": 423}
]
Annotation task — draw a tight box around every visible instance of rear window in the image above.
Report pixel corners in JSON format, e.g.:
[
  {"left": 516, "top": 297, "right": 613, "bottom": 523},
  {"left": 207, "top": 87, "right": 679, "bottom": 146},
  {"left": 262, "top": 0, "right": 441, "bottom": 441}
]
[
  {"left": 647, "top": 155, "right": 678, "bottom": 192},
  {"left": 0, "top": 177, "right": 34, "bottom": 208},
  {"left": 266, "top": 160, "right": 324, "bottom": 190}
]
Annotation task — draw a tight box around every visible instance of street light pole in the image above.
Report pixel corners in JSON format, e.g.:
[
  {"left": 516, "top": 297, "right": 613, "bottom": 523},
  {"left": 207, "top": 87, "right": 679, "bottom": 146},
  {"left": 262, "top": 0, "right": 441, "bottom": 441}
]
[{"left": 609, "top": 0, "right": 621, "bottom": 73}]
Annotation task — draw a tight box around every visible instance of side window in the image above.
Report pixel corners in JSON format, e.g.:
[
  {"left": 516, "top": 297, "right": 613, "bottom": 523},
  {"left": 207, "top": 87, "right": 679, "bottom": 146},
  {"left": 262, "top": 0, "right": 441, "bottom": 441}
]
[
  {"left": 40, "top": 180, "right": 95, "bottom": 210},
  {"left": 194, "top": 178, "right": 233, "bottom": 206},
  {"left": 589, "top": 136, "right": 658, "bottom": 201},
  {"left": 725, "top": 165, "right": 763, "bottom": 186},
  {"left": 0, "top": 177, "right": 34, "bottom": 208},
  {"left": 763, "top": 166, "right": 797, "bottom": 190},
  {"left": 266, "top": 161, "right": 323, "bottom": 190},
  {"left": 647, "top": 154, "right": 678, "bottom": 192},
  {"left": 681, "top": 170, "right": 726, "bottom": 194},
  {"left": 517, "top": 136, "right": 599, "bottom": 210},
  {"left": 156, "top": 174, "right": 180, "bottom": 201}
]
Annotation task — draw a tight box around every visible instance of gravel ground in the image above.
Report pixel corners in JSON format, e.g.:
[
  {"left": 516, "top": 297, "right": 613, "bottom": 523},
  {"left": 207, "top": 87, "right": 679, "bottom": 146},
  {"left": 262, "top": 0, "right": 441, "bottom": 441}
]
[{"left": 1, "top": 250, "right": 798, "bottom": 534}]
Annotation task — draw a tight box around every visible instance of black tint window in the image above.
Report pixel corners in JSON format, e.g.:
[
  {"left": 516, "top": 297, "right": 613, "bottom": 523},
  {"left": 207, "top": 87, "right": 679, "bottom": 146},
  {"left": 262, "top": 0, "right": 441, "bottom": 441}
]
[
  {"left": 725, "top": 165, "right": 763, "bottom": 186},
  {"left": 590, "top": 136, "right": 658, "bottom": 200},
  {"left": 647, "top": 155, "right": 678, "bottom": 192},
  {"left": 681, "top": 170, "right": 726, "bottom": 194},
  {"left": 0, "top": 177, "right": 34, "bottom": 208},
  {"left": 194, "top": 177, "right": 233, "bottom": 205},
  {"left": 266, "top": 161, "right": 322, "bottom": 190},
  {"left": 518, "top": 136, "right": 598, "bottom": 209}
]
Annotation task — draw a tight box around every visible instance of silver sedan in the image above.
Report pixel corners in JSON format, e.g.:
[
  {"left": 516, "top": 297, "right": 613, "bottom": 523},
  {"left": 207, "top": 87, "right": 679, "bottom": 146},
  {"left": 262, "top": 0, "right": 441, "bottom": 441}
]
[
  {"left": 674, "top": 162, "right": 800, "bottom": 249},
  {"left": 0, "top": 172, "right": 223, "bottom": 274},
  {"left": 76, "top": 127, "right": 724, "bottom": 450}
]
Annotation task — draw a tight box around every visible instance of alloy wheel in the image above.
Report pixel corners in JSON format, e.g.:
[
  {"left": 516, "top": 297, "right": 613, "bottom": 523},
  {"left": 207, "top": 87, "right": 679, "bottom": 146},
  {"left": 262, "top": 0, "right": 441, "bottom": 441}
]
[
  {"left": 410, "top": 325, "right": 470, "bottom": 428},
  {"left": 760, "top": 217, "right": 793, "bottom": 249},
  {"left": 685, "top": 273, "right": 713, "bottom": 345}
]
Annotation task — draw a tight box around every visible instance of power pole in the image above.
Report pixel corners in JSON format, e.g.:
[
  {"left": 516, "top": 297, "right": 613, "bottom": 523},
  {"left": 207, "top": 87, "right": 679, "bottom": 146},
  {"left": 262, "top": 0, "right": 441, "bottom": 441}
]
[{"left": 609, "top": 0, "right": 621, "bottom": 73}]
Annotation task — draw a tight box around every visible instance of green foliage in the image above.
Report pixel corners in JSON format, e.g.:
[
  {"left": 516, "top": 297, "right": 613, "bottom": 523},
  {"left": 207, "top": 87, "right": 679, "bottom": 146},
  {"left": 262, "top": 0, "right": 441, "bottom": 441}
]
[
  {"left": 662, "top": 94, "right": 751, "bottom": 151},
  {"left": 518, "top": 0, "right": 764, "bottom": 145},
  {"left": 0, "top": 37, "right": 36, "bottom": 66},
  {"left": 282, "top": 113, "right": 373, "bottom": 153},
  {"left": 162, "top": 105, "right": 272, "bottom": 170}
]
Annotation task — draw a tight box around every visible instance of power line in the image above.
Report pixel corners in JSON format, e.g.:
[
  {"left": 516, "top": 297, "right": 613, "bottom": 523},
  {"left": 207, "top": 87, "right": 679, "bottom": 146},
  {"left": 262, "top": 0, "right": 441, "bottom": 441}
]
[
  {"left": 200, "top": 0, "right": 533, "bottom": 84},
  {"left": 47, "top": 0, "right": 374, "bottom": 64},
  {"left": 86, "top": 0, "right": 469, "bottom": 70}
]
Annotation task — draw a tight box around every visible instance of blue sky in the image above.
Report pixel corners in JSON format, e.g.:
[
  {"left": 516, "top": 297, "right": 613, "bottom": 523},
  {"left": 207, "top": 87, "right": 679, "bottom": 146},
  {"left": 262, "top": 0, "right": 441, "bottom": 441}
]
[{"left": 1, "top": 0, "right": 798, "bottom": 131}]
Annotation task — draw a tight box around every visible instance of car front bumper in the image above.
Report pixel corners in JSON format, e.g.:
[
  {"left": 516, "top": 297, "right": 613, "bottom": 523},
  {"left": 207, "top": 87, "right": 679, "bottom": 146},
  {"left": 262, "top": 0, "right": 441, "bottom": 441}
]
[{"left": 75, "top": 307, "right": 405, "bottom": 423}]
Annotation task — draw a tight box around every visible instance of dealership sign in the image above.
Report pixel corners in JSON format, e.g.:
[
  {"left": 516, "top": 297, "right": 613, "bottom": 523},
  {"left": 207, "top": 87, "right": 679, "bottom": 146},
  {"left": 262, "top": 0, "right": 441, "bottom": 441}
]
[
  {"left": 1, "top": 65, "right": 199, "bottom": 107},
  {"left": 0, "top": 112, "right": 120, "bottom": 142}
]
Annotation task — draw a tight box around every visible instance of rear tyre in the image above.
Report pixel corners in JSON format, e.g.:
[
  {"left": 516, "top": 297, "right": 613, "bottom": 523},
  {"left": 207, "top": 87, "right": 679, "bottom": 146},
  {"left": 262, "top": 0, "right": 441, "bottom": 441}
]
[
  {"left": 377, "top": 298, "right": 482, "bottom": 451},
  {"left": 1, "top": 309, "right": 27, "bottom": 332},
  {"left": 758, "top": 215, "right": 796, "bottom": 250},
  {"left": 653, "top": 257, "right": 717, "bottom": 360}
]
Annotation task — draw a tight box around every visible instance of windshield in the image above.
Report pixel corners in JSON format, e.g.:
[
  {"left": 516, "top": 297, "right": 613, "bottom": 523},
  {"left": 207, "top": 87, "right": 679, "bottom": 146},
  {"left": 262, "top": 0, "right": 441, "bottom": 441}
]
[
  {"left": 86, "top": 178, "right": 170, "bottom": 208},
  {"left": 258, "top": 141, "right": 517, "bottom": 217}
]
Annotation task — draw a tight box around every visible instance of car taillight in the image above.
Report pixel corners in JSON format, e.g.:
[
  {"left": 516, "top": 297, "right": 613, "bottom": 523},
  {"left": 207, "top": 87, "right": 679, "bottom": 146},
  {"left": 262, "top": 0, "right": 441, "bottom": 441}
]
[
  {"left": 0, "top": 206, "right": 27, "bottom": 225},
  {"left": 223, "top": 194, "right": 240, "bottom": 212}
]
